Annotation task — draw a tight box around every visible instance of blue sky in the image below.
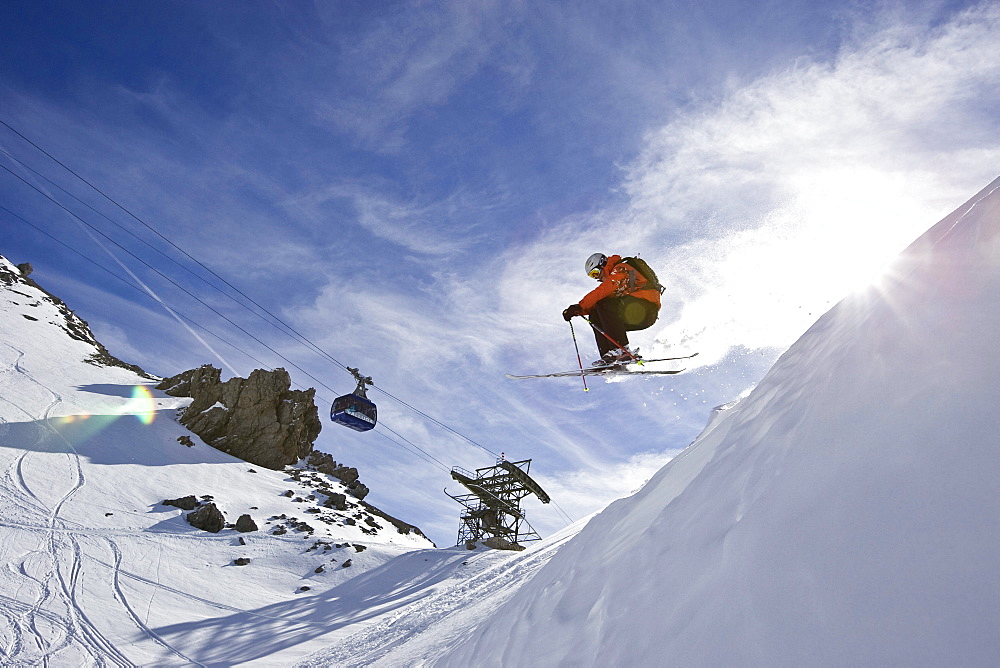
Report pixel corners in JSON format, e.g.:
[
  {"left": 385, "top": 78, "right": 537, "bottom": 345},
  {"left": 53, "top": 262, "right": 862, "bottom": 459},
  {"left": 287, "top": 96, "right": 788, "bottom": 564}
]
[{"left": 2, "top": 0, "right": 998, "bottom": 545}]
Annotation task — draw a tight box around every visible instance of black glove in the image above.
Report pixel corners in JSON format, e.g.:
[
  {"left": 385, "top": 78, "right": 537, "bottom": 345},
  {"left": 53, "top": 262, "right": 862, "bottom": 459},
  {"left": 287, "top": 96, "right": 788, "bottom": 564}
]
[{"left": 562, "top": 304, "right": 583, "bottom": 321}]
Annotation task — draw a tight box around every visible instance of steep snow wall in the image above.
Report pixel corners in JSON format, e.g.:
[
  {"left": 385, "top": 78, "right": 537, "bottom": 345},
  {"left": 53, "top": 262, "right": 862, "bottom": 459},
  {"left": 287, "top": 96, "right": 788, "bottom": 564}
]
[{"left": 443, "top": 177, "right": 1000, "bottom": 666}]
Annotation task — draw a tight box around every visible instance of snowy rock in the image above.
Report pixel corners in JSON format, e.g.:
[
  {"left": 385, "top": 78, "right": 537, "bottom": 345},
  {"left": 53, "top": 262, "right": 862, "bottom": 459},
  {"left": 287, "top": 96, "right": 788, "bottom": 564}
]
[
  {"left": 347, "top": 481, "right": 370, "bottom": 501},
  {"left": 306, "top": 451, "right": 362, "bottom": 485},
  {"left": 322, "top": 492, "right": 348, "bottom": 511},
  {"left": 157, "top": 365, "right": 322, "bottom": 470},
  {"left": 186, "top": 503, "right": 226, "bottom": 533},
  {"left": 162, "top": 495, "right": 200, "bottom": 510},
  {"left": 333, "top": 466, "right": 360, "bottom": 485},
  {"left": 235, "top": 514, "right": 258, "bottom": 533},
  {"left": 360, "top": 501, "right": 427, "bottom": 538}
]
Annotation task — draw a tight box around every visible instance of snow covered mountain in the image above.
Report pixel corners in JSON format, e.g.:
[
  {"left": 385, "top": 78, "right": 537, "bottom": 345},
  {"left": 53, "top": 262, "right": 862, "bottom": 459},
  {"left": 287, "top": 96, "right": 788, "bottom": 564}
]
[
  {"left": 438, "top": 176, "right": 1000, "bottom": 666},
  {"left": 0, "top": 257, "right": 435, "bottom": 664},
  {"left": 3, "top": 175, "right": 999, "bottom": 666}
]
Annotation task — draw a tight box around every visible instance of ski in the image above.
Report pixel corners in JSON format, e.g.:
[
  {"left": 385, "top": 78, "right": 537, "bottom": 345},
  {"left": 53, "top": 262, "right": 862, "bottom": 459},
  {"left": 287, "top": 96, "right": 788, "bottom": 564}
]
[
  {"left": 619, "top": 352, "right": 699, "bottom": 365},
  {"left": 506, "top": 353, "right": 696, "bottom": 380},
  {"left": 506, "top": 367, "right": 686, "bottom": 379}
]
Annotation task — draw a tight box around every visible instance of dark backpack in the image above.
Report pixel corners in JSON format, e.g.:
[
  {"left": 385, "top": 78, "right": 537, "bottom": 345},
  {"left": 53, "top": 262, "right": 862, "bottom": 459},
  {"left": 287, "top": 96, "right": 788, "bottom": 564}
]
[{"left": 622, "top": 256, "right": 665, "bottom": 294}]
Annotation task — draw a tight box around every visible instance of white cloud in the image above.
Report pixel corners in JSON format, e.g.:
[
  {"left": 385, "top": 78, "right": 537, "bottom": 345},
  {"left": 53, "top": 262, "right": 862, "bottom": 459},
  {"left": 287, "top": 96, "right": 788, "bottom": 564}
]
[
  {"left": 561, "top": 3, "right": 1000, "bottom": 367},
  {"left": 457, "top": 4, "right": 1000, "bottom": 381},
  {"left": 86, "top": 319, "right": 149, "bottom": 367}
]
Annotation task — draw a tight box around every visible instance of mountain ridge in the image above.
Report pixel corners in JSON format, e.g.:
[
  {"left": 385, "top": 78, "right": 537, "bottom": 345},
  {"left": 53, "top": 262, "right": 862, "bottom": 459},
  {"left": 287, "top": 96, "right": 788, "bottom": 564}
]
[
  {"left": 0, "top": 258, "right": 152, "bottom": 378},
  {"left": 0, "top": 252, "right": 435, "bottom": 664}
]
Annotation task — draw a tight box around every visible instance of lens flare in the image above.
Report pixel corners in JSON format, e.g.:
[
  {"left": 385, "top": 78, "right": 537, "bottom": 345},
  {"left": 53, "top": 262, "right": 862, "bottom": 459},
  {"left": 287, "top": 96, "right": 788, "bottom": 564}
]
[
  {"left": 51, "top": 412, "right": 117, "bottom": 446},
  {"left": 55, "top": 413, "right": 91, "bottom": 424},
  {"left": 50, "top": 385, "right": 157, "bottom": 445},
  {"left": 125, "top": 385, "right": 157, "bottom": 425}
]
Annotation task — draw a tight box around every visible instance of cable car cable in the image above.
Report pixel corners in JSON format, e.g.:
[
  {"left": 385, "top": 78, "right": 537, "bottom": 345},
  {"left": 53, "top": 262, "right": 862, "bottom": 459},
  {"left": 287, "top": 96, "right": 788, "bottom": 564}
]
[
  {"left": 1, "top": 187, "right": 473, "bottom": 485},
  {"left": 0, "top": 122, "right": 357, "bottom": 382},
  {"left": 4, "top": 194, "right": 545, "bottom": 525},
  {"left": 8, "top": 203, "right": 571, "bottom": 528},
  {"left": 1, "top": 162, "right": 349, "bottom": 395},
  {"left": 0, "top": 148, "right": 342, "bottom": 372},
  {"left": 368, "top": 383, "right": 500, "bottom": 459},
  {"left": 3, "top": 197, "right": 467, "bottom": 477},
  {"left": 4, "top": 150, "right": 501, "bottom": 460},
  {"left": 374, "top": 424, "right": 451, "bottom": 472},
  {"left": 1, "top": 132, "right": 499, "bottom": 459},
  {"left": 1, "top": 120, "right": 524, "bottom": 468},
  {"left": 0, "top": 203, "right": 277, "bottom": 371}
]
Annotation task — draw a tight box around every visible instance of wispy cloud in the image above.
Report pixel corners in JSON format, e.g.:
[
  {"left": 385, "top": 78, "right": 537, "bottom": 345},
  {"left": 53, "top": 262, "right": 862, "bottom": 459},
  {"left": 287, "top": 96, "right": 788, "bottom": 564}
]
[
  {"left": 308, "top": 1, "right": 521, "bottom": 152},
  {"left": 505, "top": 3, "right": 1000, "bottom": 368},
  {"left": 6, "top": 1, "right": 998, "bottom": 546},
  {"left": 284, "top": 181, "right": 498, "bottom": 258}
]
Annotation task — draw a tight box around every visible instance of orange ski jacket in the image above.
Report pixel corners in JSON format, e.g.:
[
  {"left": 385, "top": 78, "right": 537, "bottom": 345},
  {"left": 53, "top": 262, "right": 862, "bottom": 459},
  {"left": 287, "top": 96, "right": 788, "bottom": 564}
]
[{"left": 578, "top": 255, "right": 662, "bottom": 314}]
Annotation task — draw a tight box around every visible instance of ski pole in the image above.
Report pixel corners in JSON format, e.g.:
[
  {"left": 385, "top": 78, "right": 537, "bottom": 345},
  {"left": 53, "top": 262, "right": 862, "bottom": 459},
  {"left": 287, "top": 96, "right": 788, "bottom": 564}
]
[
  {"left": 583, "top": 317, "right": 643, "bottom": 365},
  {"left": 568, "top": 321, "right": 589, "bottom": 392}
]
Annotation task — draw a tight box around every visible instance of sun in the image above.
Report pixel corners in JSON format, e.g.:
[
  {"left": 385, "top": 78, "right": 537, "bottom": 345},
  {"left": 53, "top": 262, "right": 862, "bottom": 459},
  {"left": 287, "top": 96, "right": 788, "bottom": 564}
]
[
  {"left": 647, "top": 166, "right": 938, "bottom": 366},
  {"left": 785, "top": 166, "right": 932, "bottom": 298}
]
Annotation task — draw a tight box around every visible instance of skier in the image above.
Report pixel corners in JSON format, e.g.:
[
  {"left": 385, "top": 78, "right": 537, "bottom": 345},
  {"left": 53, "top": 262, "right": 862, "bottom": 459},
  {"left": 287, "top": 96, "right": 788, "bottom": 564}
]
[{"left": 562, "top": 253, "right": 662, "bottom": 365}]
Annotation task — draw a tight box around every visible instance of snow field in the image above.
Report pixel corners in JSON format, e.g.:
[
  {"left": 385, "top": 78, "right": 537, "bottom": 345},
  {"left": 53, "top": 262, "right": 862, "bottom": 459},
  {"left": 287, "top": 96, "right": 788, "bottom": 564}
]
[{"left": 0, "top": 262, "right": 433, "bottom": 664}]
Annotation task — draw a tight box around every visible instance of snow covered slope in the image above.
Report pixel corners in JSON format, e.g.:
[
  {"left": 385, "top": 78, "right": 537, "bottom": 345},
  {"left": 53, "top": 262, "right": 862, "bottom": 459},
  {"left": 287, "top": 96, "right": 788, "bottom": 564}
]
[
  {"left": 5, "top": 175, "right": 999, "bottom": 666},
  {"left": 441, "top": 177, "right": 1000, "bottom": 666},
  {"left": 0, "top": 257, "right": 432, "bottom": 665},
  {"left": 295, "top": 517, "right": 585, "bottom": 667}
]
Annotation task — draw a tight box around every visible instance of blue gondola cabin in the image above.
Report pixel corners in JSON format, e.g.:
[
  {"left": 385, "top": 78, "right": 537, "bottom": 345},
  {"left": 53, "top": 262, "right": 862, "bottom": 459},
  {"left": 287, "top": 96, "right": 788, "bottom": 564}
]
[{"left": 330, "top": 393, "right": 377, "bottom": 432}]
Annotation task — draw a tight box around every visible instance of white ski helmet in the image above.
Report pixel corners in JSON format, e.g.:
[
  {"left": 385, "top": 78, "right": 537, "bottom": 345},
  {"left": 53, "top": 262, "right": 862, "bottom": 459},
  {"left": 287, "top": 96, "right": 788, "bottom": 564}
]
[{"left": 585, "top": 253, "right": 608, "bottom": 279}]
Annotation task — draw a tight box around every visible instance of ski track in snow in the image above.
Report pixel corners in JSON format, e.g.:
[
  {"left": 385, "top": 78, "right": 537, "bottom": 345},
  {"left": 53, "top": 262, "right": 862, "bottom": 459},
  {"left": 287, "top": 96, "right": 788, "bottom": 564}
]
[
  {"left": 99, "top": 534, "right": 201, "bottom": 665},
  {"left": 0, "top": 352, "right": 123, "bottom": 665},
  {"left": 3, "top": 265, "right": 439, "bottom": 664},
  {"left": 0, "top": 336, "right": 436, "bottom": 664},
  {"left": 299, "top": 524, "right": 582, "bottom": 667},
  {"left": 0, "top": 341, "right": 191, "bottom": 666}
]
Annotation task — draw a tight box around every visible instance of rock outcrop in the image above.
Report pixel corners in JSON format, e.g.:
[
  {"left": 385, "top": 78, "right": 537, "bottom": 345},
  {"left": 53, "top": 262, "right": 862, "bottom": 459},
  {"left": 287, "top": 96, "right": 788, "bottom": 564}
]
[
  {"left": 157, "top": 365, "right": 321, "bottom": 470},
  {"left": 279, "top": 464, "right": 431, "bottom": 543},
  {"left": 162, "top": 495, "right": 200, "bottom": 510},
  {"left": 234, "top": 514, "right": 258, "bottom": 533},
  {"left": 305, "top": 451, "right": 370, "bottom": 500},
  {"left": 186, "top": 503, "right": 226, "bottom": 533}
]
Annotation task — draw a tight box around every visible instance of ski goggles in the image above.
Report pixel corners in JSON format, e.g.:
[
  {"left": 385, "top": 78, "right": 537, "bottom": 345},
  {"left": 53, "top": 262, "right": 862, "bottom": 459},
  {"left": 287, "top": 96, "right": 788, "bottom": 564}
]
[{"left": 588, "top": 266, "right": 602, "bottom": 279}]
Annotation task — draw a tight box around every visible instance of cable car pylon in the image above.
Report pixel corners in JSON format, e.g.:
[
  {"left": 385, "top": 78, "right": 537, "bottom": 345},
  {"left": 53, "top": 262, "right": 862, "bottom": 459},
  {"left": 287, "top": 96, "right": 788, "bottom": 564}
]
[
  {"left": 330, "top": 367, "right": 377, "bottom": 432},
  {"left": 446, "top": 456, "right": 550, "bottom": 550}
]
